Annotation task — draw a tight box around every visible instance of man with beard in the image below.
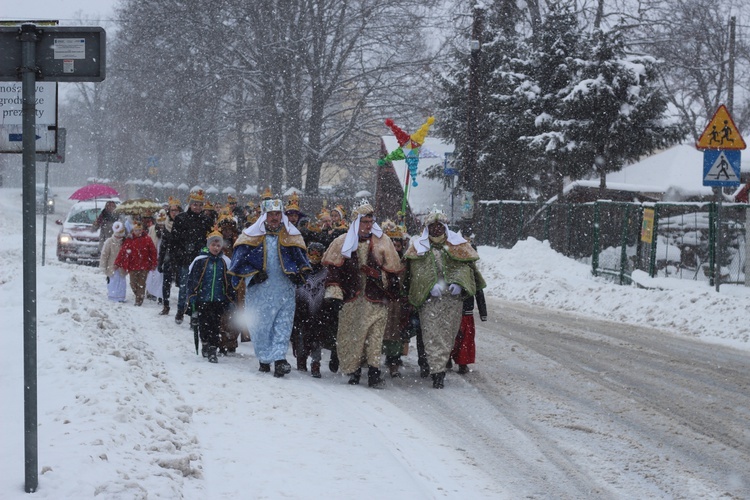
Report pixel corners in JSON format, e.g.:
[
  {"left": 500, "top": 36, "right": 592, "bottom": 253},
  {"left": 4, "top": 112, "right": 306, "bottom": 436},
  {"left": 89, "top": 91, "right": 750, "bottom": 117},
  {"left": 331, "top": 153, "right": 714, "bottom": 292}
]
[
  {"left": 403, "top": 209, "right": 486, "bottom": 389},
  {"left": 321, "top": 200, "right": 402, "bottom": 388}
]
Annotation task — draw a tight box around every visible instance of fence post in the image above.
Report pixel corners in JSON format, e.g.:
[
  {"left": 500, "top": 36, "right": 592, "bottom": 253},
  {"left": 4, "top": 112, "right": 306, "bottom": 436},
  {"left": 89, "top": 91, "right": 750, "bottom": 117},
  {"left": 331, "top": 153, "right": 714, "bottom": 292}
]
[
  {"left": 544, "top": 204, "right": 551, "bottom": 242},
  {"left": 648, "top": 204, "right": 660, "bottom": 277},
  {"left": 496, "top": 204, "right": 503, "bottom": 247},
  {"left": 566, "top": 204, "right": 573, "bottom": 256},
  {"left": 619, "top": 203, "right": 631, "bottom": 285},
  {"left": 708, "top": 201, "right": 716, "bottom": 287},
  {"left": 592, "top": 202, "right": 601, "bottom": 276}
]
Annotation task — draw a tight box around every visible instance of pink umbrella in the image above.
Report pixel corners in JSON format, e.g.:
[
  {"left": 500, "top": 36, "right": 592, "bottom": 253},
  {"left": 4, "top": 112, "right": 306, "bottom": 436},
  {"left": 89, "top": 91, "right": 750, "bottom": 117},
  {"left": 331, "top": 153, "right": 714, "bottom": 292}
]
[{"left": 69, "top": 184, "right": 119, "bottom": 201}]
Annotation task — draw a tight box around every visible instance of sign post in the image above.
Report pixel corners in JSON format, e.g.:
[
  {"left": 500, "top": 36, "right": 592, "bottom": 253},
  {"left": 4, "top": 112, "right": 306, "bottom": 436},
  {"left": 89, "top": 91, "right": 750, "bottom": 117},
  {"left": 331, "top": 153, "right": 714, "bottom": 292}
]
[
  {"left": 696, "top": 104, "right": 746, "bottom": 292},
  {"left": 0, "top": 24, "right": 105, "bottom": 493}
]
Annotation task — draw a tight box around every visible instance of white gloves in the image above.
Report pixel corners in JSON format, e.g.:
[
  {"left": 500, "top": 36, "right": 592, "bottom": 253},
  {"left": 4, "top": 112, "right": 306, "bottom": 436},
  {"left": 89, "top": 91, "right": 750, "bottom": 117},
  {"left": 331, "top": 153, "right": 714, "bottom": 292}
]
[
  {"left": 430, "top": 284, "right": 442, "bottom": 297},
  {"left": 448, "top": 284, "right": 462, "bottom": 295}
]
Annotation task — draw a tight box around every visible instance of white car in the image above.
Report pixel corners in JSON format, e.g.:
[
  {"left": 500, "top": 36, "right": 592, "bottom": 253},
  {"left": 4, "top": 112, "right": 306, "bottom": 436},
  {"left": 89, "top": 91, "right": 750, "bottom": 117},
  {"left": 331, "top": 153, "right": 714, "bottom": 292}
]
[{"left": 56, "top": 198, "right": 120, "bottom": 264}]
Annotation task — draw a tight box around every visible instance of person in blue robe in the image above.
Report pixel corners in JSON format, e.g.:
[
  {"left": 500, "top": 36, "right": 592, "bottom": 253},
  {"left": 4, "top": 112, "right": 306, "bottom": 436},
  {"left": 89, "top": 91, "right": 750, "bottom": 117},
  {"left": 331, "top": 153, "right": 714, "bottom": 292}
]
[{"left": 229, "top": 197, "right": 311, "bottom": 377}]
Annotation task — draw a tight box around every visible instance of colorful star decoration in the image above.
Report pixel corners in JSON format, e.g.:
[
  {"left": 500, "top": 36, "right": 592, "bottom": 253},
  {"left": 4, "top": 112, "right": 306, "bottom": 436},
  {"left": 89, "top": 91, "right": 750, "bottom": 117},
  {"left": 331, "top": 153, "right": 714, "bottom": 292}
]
[{"left": 378, "top": 116, "right": 435, "bottom": 188}]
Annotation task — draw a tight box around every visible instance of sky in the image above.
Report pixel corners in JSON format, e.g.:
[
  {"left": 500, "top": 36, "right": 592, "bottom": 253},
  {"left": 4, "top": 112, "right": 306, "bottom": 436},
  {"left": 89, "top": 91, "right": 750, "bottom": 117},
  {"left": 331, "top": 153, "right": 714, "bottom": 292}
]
[
  {"left": 1, "top": 186, "right": 748, "bottom": 498},
  {"left": 1, "top": 0, "right": 118, "bottom": 26}
]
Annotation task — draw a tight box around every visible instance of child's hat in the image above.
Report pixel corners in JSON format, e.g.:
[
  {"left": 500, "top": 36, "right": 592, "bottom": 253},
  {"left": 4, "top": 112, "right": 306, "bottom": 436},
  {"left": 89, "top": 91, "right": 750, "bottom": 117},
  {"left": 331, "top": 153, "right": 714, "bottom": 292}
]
[
  {"left": 206, "top": 226, "right": 223, "bottom": 244},
  {"left": 113, "top": 221, "right": 125, "bottom": 237},
  {"left": 156, "top": 209, "right": 168, "bottom": 224}
]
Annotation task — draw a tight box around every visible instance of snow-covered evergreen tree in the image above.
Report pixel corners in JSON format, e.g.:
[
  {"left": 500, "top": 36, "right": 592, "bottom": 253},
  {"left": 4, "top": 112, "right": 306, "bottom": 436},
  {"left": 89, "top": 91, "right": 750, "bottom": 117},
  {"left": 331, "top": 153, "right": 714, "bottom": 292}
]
[{"left": 436, "top": 0, "right": 686, "bottom": 201}]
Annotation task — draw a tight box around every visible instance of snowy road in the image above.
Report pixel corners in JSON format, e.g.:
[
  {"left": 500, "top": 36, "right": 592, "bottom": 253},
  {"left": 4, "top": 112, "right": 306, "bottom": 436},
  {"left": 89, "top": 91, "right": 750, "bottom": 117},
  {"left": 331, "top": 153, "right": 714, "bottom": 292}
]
[
  {"left": 2, "top": 187, "right": 749, "bottom": 498},
  {"left": 459, "top": 300, "right": 750, "bottom": 497}
]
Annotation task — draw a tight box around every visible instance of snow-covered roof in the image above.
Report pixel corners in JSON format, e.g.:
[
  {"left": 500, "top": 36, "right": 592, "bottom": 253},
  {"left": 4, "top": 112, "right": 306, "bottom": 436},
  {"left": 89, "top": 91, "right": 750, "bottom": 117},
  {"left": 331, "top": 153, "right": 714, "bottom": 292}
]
[
  {"left": 599, "top": 145, "right": 715, "bottom": 200},
  {"left": 381, "top": 136, "right": 455, "bottom": 217}
]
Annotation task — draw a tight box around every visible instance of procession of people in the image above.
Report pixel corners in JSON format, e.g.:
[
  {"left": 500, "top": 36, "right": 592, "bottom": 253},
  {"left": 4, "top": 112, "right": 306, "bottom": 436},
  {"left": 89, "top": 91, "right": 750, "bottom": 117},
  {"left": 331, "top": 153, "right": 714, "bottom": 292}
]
[{"left": 97, "top": 189, "right": 487, "bottom": 388}]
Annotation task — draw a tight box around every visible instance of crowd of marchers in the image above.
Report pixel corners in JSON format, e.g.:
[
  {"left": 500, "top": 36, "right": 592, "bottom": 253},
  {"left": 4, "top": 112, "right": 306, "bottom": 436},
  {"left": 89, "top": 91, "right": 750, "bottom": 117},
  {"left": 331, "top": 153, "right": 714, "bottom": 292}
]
[{"left": 96, "top": 189, "right": 487, "bottom": 389}]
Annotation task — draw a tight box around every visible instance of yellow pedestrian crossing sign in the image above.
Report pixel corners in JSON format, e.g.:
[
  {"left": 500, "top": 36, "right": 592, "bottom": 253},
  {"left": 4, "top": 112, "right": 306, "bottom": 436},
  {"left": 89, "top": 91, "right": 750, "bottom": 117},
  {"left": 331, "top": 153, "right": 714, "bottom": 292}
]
[{"left": 696, "top": 104, "right": 746, "bottom": 150}]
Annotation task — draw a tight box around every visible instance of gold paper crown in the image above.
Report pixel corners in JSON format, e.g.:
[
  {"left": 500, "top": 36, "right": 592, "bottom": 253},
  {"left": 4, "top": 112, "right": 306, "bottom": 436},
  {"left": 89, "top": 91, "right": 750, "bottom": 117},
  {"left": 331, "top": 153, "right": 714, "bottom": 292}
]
[
  {"left": 260, "top": 186, "right": 273, "bottom": 200},
  {"left": 317, "top": 207, "right": 331, "bottom": 219},
  {"left": 188, "top": 189, "right": 205, "bottom": 203},
  {"left": 285, "top": 192, "right": 301, "bottom": 212},
  {"left": 203, "top": 200, "right": 215, "bottom": 211},
  {"left": 245, "top": 200, "right": 257, "bottom": 209},
  {"left": 217, "top": 209, "right": 236, "bottom": 227},
  {"left": 167, "top": 196, "right": 182, "bottom": 208},
  {"left": 206, "top": 225, "right": 223, "bottom": 241},
  {"left": 381, "top": 219, "right": 405, "bottom": 239},
  {"left": 351, "top": 198, "right": 374, "bottom": 219},
  {"left": 332, "top": 203, "right": 346, "bottom": 218},
  {"left": 227, "top": 194, "right": 237, "bottom": 203}
]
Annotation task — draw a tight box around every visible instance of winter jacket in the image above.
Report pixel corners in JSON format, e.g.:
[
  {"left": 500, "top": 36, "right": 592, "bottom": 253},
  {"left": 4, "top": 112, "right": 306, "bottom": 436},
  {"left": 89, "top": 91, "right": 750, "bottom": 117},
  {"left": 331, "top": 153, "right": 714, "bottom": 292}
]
[
  {"left": 114, "top": 233, "right": 158, "bottom": 272},
  {"left": 99, "top": 235, "right": 124, "bottom": 277},
  {"left": 157, "top": 219, "right": 176, "bottom": 273},
  {"left": 171, "top": 209, "right": 213, "bottom": 267},
  {"left": 186, "top": 250, "right": 236, "bottom": 309},
  {"left": 463, "top": 288, "right": 487, "bottom": 319},
  {"left": 94, "top": 208, "right": 119, "bottom": 242}
]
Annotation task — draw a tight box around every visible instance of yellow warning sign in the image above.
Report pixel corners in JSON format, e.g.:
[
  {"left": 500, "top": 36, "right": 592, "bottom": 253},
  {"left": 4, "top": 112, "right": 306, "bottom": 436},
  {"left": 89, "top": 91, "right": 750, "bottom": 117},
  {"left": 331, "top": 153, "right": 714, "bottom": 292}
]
[{"left": 696, "top": 104, "right": 746, "bottom": 150}]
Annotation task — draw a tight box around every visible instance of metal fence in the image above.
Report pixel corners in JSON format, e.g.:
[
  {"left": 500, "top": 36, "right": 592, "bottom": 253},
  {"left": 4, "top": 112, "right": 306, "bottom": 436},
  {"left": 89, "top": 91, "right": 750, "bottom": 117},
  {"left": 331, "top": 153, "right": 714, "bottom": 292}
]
[{"left": 476, "top": 200, "right": 750, "bottom": 287}]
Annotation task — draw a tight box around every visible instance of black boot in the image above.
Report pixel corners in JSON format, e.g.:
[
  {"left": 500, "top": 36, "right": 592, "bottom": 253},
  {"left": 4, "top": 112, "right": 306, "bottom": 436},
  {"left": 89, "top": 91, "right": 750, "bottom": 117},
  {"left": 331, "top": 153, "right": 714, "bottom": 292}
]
[
  {"left": 367, "top": 367, "right": 384, "bottom": 388},
  {"left": 347, "top": 368, "right": 361, "bottom": 385},
  {"left": 259, "top": 362, "right": 271, "bottom": 373},
  {"left": 201, "top": 344, "right": 208, "bottom": 358},
  {"left": 385, "top": 355, "right": 401, "bottom": 378},
  {"left": 274, "top": 359, "right": 292, "bottom": 378},
  {"left": 431, "top": 371, "right": 445, "bottom": 389},
  {"left": 174, "top": 310, "right": 184, "bottom": 324},
  {"left": 419, "top": 363, "right": 431, "bottom": 378},
  {"left": 159, "top": 300, "right": 170, "bottom": 316},
  {"left": 311, "top": 361, "right": 321, "bottom": 378},
  {"left": 296, "top": 355, "right": 308, "bottom": 372},
  {"left": 207, "top": 346, "right": 218, "bottom": 364},
  {"left": 329, "top": 350, "right": 339, "bottom": 373},
  {"left": 457, "top": 364, "right": 469, "bottom": 374}
]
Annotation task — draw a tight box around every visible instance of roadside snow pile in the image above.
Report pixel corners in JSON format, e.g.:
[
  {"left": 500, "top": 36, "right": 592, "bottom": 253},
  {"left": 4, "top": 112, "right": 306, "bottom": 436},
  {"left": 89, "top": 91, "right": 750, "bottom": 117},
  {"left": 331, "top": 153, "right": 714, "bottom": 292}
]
[{"left": 478, "top": 238, "right": 750, "bottom": 349}]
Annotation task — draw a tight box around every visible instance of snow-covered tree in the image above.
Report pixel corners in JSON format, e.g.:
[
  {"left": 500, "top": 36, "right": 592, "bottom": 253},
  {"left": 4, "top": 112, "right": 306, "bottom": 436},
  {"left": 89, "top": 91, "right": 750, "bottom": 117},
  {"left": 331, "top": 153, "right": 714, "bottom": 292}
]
[{"left": 437, "top": 1, "right": 686, "bottom": 201}]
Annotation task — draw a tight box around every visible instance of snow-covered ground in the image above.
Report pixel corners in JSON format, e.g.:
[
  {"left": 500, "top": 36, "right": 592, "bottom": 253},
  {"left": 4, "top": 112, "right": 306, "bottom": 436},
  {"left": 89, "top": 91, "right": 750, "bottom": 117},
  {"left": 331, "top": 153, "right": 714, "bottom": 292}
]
[{"left": 1, "top": 186, "right": 748, "bottom": 499}]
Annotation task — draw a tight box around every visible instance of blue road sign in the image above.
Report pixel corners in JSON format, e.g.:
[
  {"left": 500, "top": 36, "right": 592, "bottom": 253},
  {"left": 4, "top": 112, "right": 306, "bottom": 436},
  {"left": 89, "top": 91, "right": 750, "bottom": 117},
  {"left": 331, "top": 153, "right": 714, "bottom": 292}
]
[
  {"left": 9, "top": 133, "right": 41, "bottom": 141},
  {"left": 703, "top": 150, "right": 741, "bottom": 187}
]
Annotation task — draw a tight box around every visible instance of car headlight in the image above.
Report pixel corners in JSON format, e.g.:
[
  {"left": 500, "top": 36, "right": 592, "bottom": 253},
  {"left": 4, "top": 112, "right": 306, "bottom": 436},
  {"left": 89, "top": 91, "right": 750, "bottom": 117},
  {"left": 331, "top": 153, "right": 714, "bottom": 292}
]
[
  {"left": 47, "top": 199, "right": 54, "bottom": 206},
  {"left": 59, "top": 233, "right": 72, "bottom": 244}
]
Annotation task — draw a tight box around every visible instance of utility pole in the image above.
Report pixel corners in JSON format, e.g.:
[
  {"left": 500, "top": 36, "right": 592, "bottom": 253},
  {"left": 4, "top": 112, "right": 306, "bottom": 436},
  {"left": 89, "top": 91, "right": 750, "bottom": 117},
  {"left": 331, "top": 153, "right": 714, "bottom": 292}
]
[
  {"left": 465, "top": 6, "right": 483, "bottom": 225},
  {"left": 717, "top": 16, "right": 737, "bottom": 292},
  {"left": 465, "top": 6, "right": 483, "bottom": 194},
  {"left": 728, "top": 16, "right": 735, "bottom": 114}
]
